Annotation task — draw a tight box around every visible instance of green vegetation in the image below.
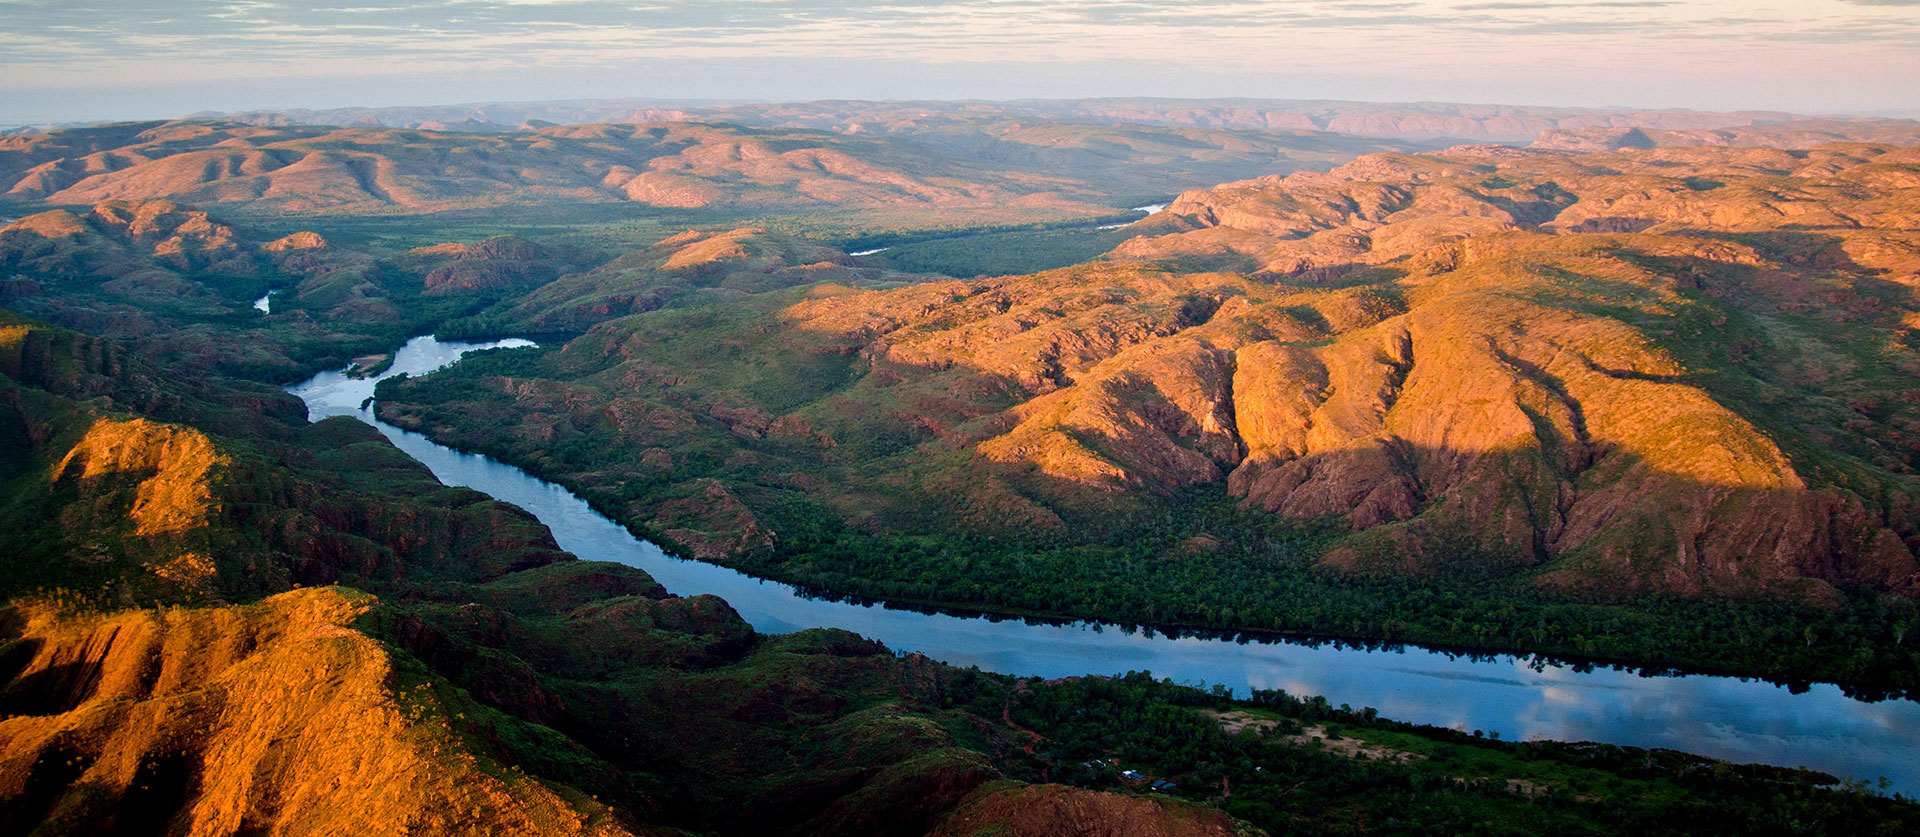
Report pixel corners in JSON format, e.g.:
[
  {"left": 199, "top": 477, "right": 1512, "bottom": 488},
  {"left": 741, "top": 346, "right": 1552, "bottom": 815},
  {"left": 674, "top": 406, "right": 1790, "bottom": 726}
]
[
  {"left": 980, "top": 672, "right": 1918, "bottom": 835},
  {"left": 726, "top": 490, "right": 1920, "bottom": 701},
  {"left": 363, "top": 143, "right": 1920, "bottom": 710},
  {"left": 860, "top": 223, "right": 1146, "bottom": 278},
  {"left": 402, "top": 401, "right": 1917, "bottom": 703},
  {"left": 378, "top": 311, "right": 1920, "bottom": 702},
  {"left": 11, "top": 130, "right": 1920, "bottom": 832},
  {"left": 235, "top": 201, "right": 705, "bottom": 252}
]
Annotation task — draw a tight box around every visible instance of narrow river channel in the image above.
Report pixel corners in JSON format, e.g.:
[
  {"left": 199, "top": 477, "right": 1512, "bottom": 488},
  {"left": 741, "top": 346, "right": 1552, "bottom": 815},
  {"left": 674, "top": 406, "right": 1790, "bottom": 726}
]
[{"left": 288, "top": 335, "right": 1920, "bottom": 795}]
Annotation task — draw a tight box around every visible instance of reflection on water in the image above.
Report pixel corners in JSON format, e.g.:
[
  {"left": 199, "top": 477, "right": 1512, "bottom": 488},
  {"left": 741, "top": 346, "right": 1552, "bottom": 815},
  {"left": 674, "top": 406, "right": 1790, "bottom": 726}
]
[
  {"left": 1096, "top": 203, "right": 1171, "bottom": 230},
  {"left": 287, "top": 334, "right": 535, "bottom": 420},
  {"left": 1098, "top": 200, "right": 1167, "bottom": 227},
  {"left": 289, "top": 335, "right": 1920, "bottom": 795},
  {"left": 253, "top": 291, "right": 274, "bottom": 313}
]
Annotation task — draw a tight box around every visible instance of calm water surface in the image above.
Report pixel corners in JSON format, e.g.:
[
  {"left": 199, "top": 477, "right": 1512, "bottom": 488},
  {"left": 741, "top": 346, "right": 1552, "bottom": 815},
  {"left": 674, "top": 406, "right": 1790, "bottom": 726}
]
[
  {"left": 1097, "top": 203, "right": 1170, "bottom": 230},
  {"left": 290, "top": 335, "right": 1920, "bottom": 794}
]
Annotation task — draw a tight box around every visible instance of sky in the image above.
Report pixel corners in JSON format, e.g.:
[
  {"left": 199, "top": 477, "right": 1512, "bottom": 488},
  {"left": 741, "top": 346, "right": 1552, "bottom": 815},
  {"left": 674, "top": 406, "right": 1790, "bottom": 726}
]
[{"left": 3, "top": 0, "right": 1918, "bottom": 125}]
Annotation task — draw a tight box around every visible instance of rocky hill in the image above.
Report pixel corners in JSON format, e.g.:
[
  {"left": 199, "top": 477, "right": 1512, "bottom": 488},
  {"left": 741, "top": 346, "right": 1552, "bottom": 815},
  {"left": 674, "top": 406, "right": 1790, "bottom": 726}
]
[
  {"left": 203, "top": 97, "right": 1882, "bottom": 145},
  {"left": 0, "top": 121, "right": 1029, "bottom": 214},
  {"left": 0, "top": 586, "right": 642, "bottom": 836},
  {"left": 0, "top": 199, "right": 611, "bottom": 381},
  {"left": 1, "top": 311, "right": 1272, "bottom": 835},
  {"left": 3, "top": 143, "right": 1920, "bottom": 829},
  {"left": 0, "top": 119, "right": 1399, "bottom": 218},
  {"left": 17, "top": 310, "right": 1892, "bottom": 835},
  {"left": 389, "top": 142, "right": 1920, "bottom": 599},
  {"left": 488, "top": 227, "right": 918, "bottom": 335},
  {"left": 370, "top": 141, "right": 1920, "bottom": 693}
]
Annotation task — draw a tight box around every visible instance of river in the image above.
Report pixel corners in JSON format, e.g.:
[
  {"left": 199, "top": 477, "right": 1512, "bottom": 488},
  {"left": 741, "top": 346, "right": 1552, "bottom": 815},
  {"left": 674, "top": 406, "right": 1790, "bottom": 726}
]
[
  {"left": 1097, "top": 203, "right": 1169, "bottom": 230},
  {"left": 288, "top": 335, "right": 1920, "bottom": 795}
]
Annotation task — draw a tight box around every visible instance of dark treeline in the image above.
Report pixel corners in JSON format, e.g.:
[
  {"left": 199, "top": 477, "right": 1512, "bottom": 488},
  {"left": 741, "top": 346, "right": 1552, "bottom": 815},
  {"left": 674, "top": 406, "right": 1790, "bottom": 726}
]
[
  {"left": 730, "top": 490, "right": 1920, "bottom": 703},
  {"left": 939, "top": 671, "right": 1917, "bottom": 835}
]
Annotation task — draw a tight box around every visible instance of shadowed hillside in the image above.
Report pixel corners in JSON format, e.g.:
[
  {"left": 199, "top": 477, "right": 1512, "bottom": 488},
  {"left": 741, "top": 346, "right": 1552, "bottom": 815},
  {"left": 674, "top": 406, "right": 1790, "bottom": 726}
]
[
  {"left": 0, "top": 311, "right": 1275, "bottom": 835},
  {"left": 6, "top": 308, "right": 1915, "bottom": 834},
  {"left": 376, "top": 141, "right": 1920, "bottom": 692},
  {"left": 0, "top": 198, "right": 617, "bottom": 381}
]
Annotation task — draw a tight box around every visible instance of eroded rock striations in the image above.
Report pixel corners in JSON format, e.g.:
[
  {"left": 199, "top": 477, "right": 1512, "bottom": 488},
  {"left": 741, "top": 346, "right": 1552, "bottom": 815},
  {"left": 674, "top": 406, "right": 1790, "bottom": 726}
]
[{"left": 386, "top": 142, "right": 1920, "bottom": 601}]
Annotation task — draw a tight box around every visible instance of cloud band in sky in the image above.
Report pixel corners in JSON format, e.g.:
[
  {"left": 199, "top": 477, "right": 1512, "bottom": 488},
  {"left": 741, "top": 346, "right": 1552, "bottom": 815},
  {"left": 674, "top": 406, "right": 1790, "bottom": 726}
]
[{"left": 1, "top": 1, "right": 1915, "bottom": 123}]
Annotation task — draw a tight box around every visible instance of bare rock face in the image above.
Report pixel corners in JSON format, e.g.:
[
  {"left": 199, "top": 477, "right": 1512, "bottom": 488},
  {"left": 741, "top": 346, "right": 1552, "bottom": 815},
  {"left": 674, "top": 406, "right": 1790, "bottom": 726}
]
[
  {"left": 0, "top": 588, "right": 638, "bottom": 836},
  {"left": 0, "top": 200, "right": 257, "bottom": 281},
  {"left": 681, "top": 144, "right": 1920, "bottom": 598},
  {"left": 263, "top": 230, "right": 329, "bottom": 251},
  {"left": 0, "top": 119, "right": 1106, "bottom": 215},
  {"left": 53, "top": 416, "right": 229, "bottom": 538}
]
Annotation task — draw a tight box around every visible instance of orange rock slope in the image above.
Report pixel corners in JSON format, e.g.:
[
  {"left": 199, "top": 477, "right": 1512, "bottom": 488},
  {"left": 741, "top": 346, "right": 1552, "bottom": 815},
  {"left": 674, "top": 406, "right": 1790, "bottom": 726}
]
[
  {"left": 0, "top": 588, "right": 640, "bottom": 836},
  {"left": 3, "top": 312, "right": 1257, "bottom": 835},
  {"left": 0, "top": 119, "right": 1271, "bottom": 216},
  {"left": 498, "top": 142, "right": 1920, "bottom": 600},
  {"left": 501, "top": 227, "right": 915, "bottom": 334}
]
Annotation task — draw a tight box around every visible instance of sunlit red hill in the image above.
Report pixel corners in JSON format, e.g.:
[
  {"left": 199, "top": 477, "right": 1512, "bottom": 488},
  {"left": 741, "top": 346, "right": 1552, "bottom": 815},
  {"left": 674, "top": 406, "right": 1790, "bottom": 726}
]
[
  {"left": 0, "top": 313, "right": 1254, "bottom": 835},
  {"left": 380, "top": 141, "right": 1920, "bottom": 602},
  {"left": 0, "top": 119, "right": 1400, "bottom": 217}
]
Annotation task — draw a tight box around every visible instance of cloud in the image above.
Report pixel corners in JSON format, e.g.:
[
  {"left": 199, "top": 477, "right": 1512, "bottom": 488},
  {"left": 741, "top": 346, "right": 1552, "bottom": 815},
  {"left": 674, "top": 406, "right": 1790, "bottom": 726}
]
[
  {"left": 1457, "top": 1, "right": 1676, "bottom": 8},
  {"left": 0, "top": 0, "right": 1916, "bottom": 120},
  {"left": 1377, "top": 666, "right": 1533, "bottom": 687}
]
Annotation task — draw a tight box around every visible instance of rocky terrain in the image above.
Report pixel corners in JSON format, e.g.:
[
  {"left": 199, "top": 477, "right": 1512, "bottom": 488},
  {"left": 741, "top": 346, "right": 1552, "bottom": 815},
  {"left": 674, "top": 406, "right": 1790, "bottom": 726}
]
[
  {"left": 0, "top": 119, "right": 1399, "bottom": 218},
  {"left": 0, "top": 587, "right": 640, "bottom": 836},
  {"left": 6, "top": 103, "right": 1920, "bottom": 833},
  {"left": 1531, "top": 120, "right": 1920, "bottom": 152},
  {"left": 386, "top": 142, "right": 1920, "bottom": 601},
  {"left": 2, "top": 311, "right": 1277, "bottom": 835},
  {"left": 20, "top": 104, "right": 1901, "bottom": 223},
  {"left": 0, "top": 198, "right": 613, "bottom": 381},
  {"left": 7, "top": 286, "right": 1916, "bottom": 836},
  {"left": 477, "top": 227, "right": 913, "bottom": 335},
  {"left": 199, "top": 97, "right": 1886, "bottom": 145},
  {"left": 362, "top": 140, "right": 1920, "bottom": 697}
]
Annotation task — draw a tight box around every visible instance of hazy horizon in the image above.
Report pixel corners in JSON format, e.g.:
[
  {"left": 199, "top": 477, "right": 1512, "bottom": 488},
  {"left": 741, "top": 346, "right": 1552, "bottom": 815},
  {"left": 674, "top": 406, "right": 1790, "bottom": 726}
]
[
  {"left": 11, "top": 93, "right": 1915, "bottom": 134},
  {"left": 4, "top": 0, "right": 1918, "bottom": 127}
]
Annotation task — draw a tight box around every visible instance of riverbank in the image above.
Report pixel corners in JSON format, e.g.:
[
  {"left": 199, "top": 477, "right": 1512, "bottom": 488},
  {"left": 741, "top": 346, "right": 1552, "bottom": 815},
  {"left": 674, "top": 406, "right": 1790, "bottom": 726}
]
[{"left": 290, "top": 335, "right": 1920, "bottom": 794}]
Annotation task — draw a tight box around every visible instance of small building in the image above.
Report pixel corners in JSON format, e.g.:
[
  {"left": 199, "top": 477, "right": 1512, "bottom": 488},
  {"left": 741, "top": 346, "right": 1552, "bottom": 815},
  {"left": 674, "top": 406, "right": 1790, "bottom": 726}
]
[{"left": 1120, "top": 769, "right": 1145, "bottom": 781}]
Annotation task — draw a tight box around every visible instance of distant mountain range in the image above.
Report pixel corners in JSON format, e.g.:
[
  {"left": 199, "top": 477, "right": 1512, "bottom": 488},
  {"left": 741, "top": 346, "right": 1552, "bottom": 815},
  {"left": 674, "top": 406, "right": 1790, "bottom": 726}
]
[
  {"left": 181, "top": 97, "right": 1880, "bottom": 144},
  {"left": 0, "top": 118, "right": 1402, "bottom": 216},
  {"left": 7, "top": 95, "right": 1920, "bottom": 833},
  {"left": 5, "top": 103, "right": 1917, "bottom": 220},
  {"left": 10, "top": 97, "right": 1910, "bottom": 145}
]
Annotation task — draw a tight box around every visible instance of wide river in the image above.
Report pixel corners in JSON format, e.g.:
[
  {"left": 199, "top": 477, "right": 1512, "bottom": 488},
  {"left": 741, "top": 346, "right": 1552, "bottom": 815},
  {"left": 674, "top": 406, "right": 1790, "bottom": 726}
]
[{"left": 290, "top": 335, "right": 1920, "bottom": 795}]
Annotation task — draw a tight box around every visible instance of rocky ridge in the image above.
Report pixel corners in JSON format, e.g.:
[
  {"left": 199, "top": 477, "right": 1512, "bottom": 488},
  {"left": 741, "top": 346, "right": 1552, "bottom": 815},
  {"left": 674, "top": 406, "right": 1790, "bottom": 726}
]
[{"left": 386, "top": 142, "right": 1920, "bottom": 601}]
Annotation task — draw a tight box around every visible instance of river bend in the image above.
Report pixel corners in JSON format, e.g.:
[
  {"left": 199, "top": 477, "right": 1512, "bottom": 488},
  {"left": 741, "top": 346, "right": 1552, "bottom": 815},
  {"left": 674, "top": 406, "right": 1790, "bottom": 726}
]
[{"left": 288, "top": 335, "right": 1920, "bottom": 794}]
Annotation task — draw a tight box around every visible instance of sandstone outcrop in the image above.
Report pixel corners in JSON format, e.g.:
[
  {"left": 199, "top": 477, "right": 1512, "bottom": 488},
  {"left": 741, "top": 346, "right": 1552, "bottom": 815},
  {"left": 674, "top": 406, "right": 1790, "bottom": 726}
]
[
  {"left": 0, "top": 588, "right": 637, "bottom": 836},
  {"left": 390, "top": 142, "right": 1920, "bottom": 599}
]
